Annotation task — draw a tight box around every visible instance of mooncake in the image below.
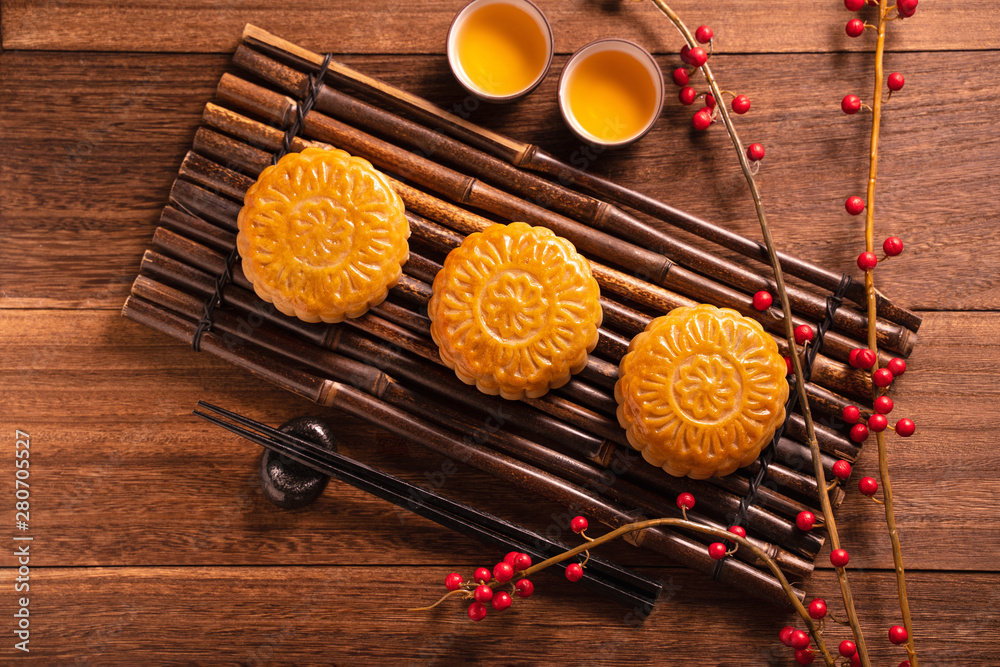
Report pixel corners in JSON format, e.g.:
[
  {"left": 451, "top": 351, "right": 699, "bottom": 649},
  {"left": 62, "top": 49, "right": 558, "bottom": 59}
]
[
  {"left": 615, "top": 304, "right": 789, "bottom": 479},
  {"left": 429, "top": 222, "right": 602, "bottom": 400},
  {"left": 236, "top": 147, "right": 409, "bottom": 323}
]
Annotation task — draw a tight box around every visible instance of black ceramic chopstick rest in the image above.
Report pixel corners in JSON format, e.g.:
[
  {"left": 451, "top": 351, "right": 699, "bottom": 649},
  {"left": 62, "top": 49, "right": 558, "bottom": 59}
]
[{"left": 259, "top": 416, "right": 337, "bottom": 509}]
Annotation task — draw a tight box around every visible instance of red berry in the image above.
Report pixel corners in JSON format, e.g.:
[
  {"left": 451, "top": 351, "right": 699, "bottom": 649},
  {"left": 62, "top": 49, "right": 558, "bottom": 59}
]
[
  {"left": 808, "top": 598, "right": 828, "bottom": 619},
  {"left": 889, "top": 624, "right": 909, "bottom": 645},
  {"left": 565, "top": 563, "right": 584, "bottom": 582},
  {"left": 845, "top": 0, "right": 865, "bottom": 10},
  {"left": 752, "top": 290, "right": 772, "bottom": 310},
  {"left": 830, "top": 548, "right": 850, "bottom": 567},
  {"left": 897, "top": 0, "right": 917, "bottom": 17},
  {"left": 842, "top": 94, "right": 862, "bottom": 114},
  {"left": 514, "top": 553, "right": 532, "bottom": 570},
  {"left": 474, "top": 584, "right": 493, "bottom": 603},
  {"left": 491, "top": 591, "right": 512, "bottom": 611},
  {"left": 850, "top": 423, "right": 869, "bottom": 443},
  {"left": 790, "top": 629, "right": 811, "bottom": 650},
  {"left": 728, "top": 525, "right": 746, "bottom": 539},
  {"left": 779, "top": 626, "right": 795, "bottom": 647},
  {"left": 796, "top": 511, "right": 816, "bottom": 531},
  {"left": 732, "top": 94, "right": 751, "bottom": 114},
  {"left": 515, "top": 578, "right": 534, "bottom": 598},
  {"left": 468, "top": 601, "right": 487, "bottom": 621},
  {"left": 571, "top": 516, "right": 589, "bottom": 534},
  {"left": 858, "top": 251, "right": 878, "bottom": 271},
  {"left": 784, "top": 356, "right": 793, "bottom": 375},
  {"left": 676, "top": 492, "right": 696, "bottom": 511},
  {"left": 680, "top": 44, "right": 692, "bottom": 64},
  {"left": 794, "top": 324, "right": 814, "bottom": 345},
  {"left": 851, "top": 654, "right": 862, "bottom": 667},
  {"left": 503, "top": 551, "right": 520, "bottom": 566},
  {"left": 708, "top": 542, "right": 727, "bottom": 560},
  {"left": 846, "top": 18, "right": 865, "bottom": 37},
  {"left": 839, "top": 639, "right": 858, "bottom": 657},
  {"left": 493, "top": 562, "right": 514, "bottom": 583},
  {"left": 856, "top": 348, "right": 877, "bottom": 369},
  {"left": 688, "top": 47, "right": 708, "bottom": 67},
  {"left": 474, "top": 567, "right": 492, "bottom": 584},
  {"left": 672, "top": 67, "right": 690, "bottom": 87},
  {"left": 747, "top": 143, "right": 766, "bottom": 161},
  {"left": 883, "top": 236, "right": 904, "bottom": 256},
  {"left": 888, "top": 72, "right": 905, "bottom": 91},
  {"left": 693, "top": 108, "right": 713, "bottom": 130},
  {"left": 898, "top": 662, "right": 911, "bottom": 667},
  {"left": 868, "top": 413, "right": 888, "bottom": 432},
  {"left": 887, "top": 357, "right": 906, "bottom": 376},
  {"left": 679, "top": 86, "right": 697, "bottom": 105},
  {"left": 445, "top": 573, "right": 464, "bottom": 591},
  {"left": 873, "top": 368, "right": 894, "bottom": 388},
  {"left": 833, "top": 460, "right": 852, "bottom": 480},
  {"left": 795, "top": 648, "right": 815, "bottom": 666},
  {"left": 842, "top": 405, "right": 861, "bottom": 423},
  {"left": 848, "top": 348, "right": 861, "bottom": 367},
  {"left": 896, "top": 418, "right": 916, "bottom": 437},
  {"left": 874, "top": 395, "right": 894, "bottom": 414},
  {"left": 695, "top": 25, "right": 714, "bottom": 44},
  {"left": 705, "top": 94, "right": 716, "bottom": 109},
  {"left": 859, "top": 476, "right": 879, "bottom": 496},
  {"left": 845, "top": 196, "right": 866, "bottom": 215}
]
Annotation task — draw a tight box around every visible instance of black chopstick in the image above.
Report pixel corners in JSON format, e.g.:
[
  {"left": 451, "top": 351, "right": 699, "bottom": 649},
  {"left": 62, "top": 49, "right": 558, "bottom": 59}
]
[{"left": 194, "top": 401, "right": 662, "bottom": 610}]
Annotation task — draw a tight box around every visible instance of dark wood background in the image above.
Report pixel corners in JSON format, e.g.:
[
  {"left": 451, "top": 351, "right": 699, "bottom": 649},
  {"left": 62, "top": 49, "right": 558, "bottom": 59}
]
[{"left": 2, "top": 1, "right": 998, "bottom": 664}]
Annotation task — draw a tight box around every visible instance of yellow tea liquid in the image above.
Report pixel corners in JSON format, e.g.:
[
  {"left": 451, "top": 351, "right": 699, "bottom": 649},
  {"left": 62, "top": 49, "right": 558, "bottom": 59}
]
[
  {"left": 455, "top": 2, "right": 548, "bottom": 97},
  {"left": 566, "top": 49, "right": 659, "bottom": 143}
]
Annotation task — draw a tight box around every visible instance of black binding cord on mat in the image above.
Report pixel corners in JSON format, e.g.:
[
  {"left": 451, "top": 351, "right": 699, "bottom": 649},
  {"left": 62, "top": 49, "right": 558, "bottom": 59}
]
[
  {"left": 711, "top": 274, "right": 852, "bottom": 580},
  {"left": 191, "top": 53, "right": 335, "bottom": 352}
]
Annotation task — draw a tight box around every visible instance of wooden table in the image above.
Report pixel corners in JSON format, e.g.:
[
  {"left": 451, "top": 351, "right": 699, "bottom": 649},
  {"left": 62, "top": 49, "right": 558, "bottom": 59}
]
[{"left": 2, "top": 1, "right": 998, "bottom": 663}]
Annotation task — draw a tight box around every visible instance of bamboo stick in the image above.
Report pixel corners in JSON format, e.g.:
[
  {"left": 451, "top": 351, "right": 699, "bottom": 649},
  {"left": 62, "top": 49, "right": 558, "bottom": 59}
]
[
  {"left": 135, "top": 272, "right": 816, "bottom": 575},
  {"left": 230, "top": 44, "right": 915, "bottom": 359},
  {"left": 140, "top": 233, "right": 838, "bottom": 531},
  {"left": 138, "top": 245, "right": 838, "bottom": 521},
  {"left": 199, "top": 103, "right": 896, "bottom": 370},
  {"left": 183, "top": 127, "right": 876, "bottom": 404},
  {"left": 122, "top": 292, "right": 805, "bottom": 607},
  {"left": 239, "top": 23, "right": 921, "bottom": 335},
  {"left": 163, "top": 166, "right": 863, "bottom": 465},
  {"left": 215, "top": 71, "right": 910, "bottom": 364}
]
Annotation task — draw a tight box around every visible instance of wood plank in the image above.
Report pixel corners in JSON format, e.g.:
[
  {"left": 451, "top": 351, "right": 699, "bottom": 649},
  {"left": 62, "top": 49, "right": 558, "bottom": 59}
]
[
  {"left": 1, "top": 309, "right": 997, "bottom": 571},
  {"left": 2, "top": 0, "right": 997, "bottom": 54},
  {"left": 3, "top": 50, "right": 999, "bottom": 312},
  {"left": 5, "top": 566, "right": 995, "bottom": 664}
]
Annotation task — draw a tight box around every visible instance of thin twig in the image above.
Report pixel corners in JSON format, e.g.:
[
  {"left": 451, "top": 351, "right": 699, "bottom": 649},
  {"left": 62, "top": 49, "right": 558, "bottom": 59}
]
[
  {"left": 647, "top": 1, "right": 869, "bottom": 664},
  {"left": 417, "top": 517, "right": 834, "bottom": 665},
  {"left": 865, "top": 2, "right": 918, "bottom": 664}
]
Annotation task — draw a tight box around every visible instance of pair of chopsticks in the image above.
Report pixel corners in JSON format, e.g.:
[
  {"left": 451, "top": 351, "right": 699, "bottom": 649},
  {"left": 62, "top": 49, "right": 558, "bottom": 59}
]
[{"left": 193, "top": 401, "right": 662, "bottom": 610}]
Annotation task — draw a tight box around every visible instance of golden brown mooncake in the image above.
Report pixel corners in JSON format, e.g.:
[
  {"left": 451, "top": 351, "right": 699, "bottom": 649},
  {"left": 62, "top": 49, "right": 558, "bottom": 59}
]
[
  {"left": 236, "top": 147, "right": 409, "bottom": 323},
  {"left": 429, "top": 222, "right": 603, "bottom": 400},
  {"left": 615, "top": 304, "right": 789, "bottom": 479}
]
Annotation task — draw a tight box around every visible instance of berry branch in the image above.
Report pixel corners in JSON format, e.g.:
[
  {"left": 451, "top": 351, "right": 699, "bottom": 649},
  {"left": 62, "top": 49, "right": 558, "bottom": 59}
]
[
  {"left": 415, "top": 506, "right": 836, "bottom": 666},
  {"left": 648, "top": 0, "right": 871, "bottom": 663},
  {"left": 841, "top": 0, "right": 920, "bottom": 663}
]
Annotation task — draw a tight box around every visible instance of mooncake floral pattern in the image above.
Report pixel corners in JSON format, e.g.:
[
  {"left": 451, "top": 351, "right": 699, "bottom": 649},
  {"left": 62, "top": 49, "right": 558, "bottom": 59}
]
[
  {"left": 615, "top": 304, "right": 789, "bottom": 479},
  {"left": 237, "top": 147, "right": 409, "bottom": 323},
  {"left": 429, "top": 222, "right": 603, "bottom": 400}
]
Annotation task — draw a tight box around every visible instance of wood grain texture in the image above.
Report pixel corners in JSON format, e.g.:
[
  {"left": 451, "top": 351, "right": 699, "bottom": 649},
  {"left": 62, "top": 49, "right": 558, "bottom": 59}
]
[
  {"left": 3, "top": 0, "right": 999, "bottom": 54},
  {"left": 12, "top": 567, "right": 1000, "bottom": 664},
  {"left": 1, "top": 3, "right": 996, "bottom": 661},
  {"left": 3, "top": 51, "right": 1000, "bottom": 311},
  {"left": 1, "top": 310, "right": 997, "bottom": 573}
]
